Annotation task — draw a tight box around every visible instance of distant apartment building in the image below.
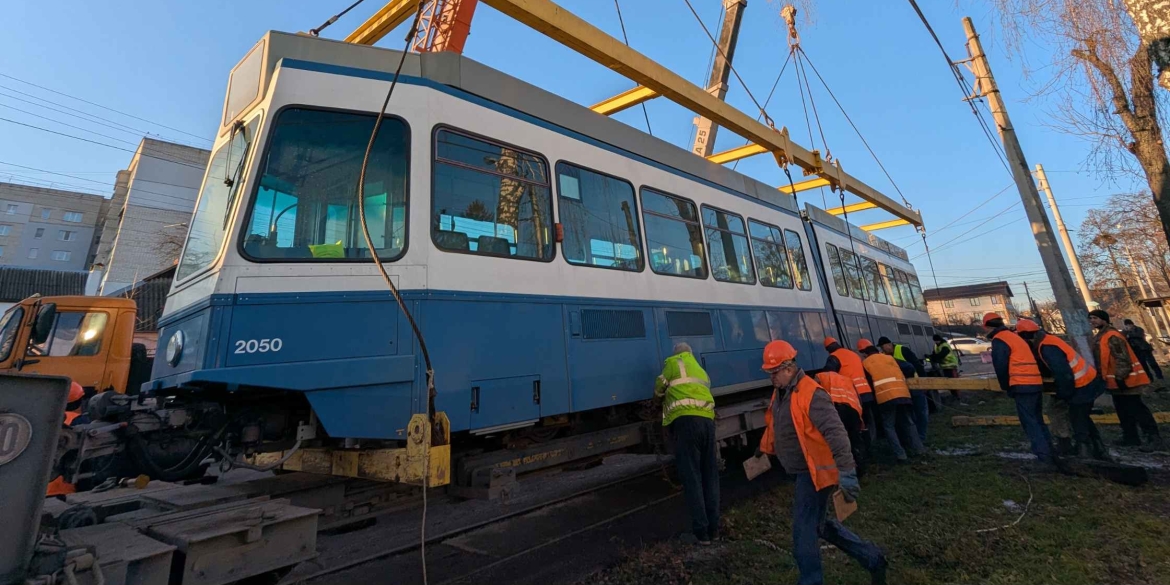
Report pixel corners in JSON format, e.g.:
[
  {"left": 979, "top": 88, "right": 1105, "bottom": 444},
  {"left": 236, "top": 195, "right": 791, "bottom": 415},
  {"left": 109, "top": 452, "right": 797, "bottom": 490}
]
[
  {"left": 0, "top": 182, "right": 108, "bottom": 271},
  {"left": 923, "top": 281, "right": 1019, "bottom": 326},
  {"left": 94, "top": 138, "right": 211, "bottom": 293}
]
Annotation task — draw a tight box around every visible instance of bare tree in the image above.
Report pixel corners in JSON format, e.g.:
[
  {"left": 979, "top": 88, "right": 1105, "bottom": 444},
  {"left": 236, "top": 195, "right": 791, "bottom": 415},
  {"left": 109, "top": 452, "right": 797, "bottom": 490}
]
[{"left": 987, "top": 0, "right": 1170, "bottom": 243}]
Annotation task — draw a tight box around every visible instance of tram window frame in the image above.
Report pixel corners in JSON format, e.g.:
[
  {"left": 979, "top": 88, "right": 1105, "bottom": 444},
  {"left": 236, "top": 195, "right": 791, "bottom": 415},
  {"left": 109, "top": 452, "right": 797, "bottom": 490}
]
[
  {"left": 783, "top": 229, "right": 813, "bottom": 291},
  {"left": 825, "top": 243, "right": 850, "bottom": 297},
  {"left": 555, "top": 161, "right": 644, "bottom": 272},
  {"left": 430, "top": 125, "right": 555, "bottom": 263},
  {"left": 236, "top": 106, "right": 410, "bottom": 266},
  {"left": 861, "top": 256, "right": 887, "bottom": 304},
  {"left": 907, "top": 273, "right": 926, "bottom": 311},
  {"left": 640, "top": 187, "right": 709, "bottom": 280},
  {"left": 881, "top": 263, "right": 904, "bottom": 307},
  {"left": 894, "top": 269, "right": 916, "bottom": 310},
  {"left": 747, "top": 219, "right": 793, "bottom": 289},
  {"left": 700, "top": 205, "right": 755, "bottom": 285},
  {"left": 839, "top": 248, "right": 868, "bottom": 301}
]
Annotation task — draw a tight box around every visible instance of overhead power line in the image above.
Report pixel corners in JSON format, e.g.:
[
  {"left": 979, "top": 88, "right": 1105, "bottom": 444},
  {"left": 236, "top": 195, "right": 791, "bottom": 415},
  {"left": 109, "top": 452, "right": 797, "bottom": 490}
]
[
  {"left": 0, "top": 117, "right": 210, "bottom": 171},
  {"left": 0, "top": 72, "right": 213, "bottom": 143},
  {"left": 612, "top": 0, "right": 654, "bottom": 136}
]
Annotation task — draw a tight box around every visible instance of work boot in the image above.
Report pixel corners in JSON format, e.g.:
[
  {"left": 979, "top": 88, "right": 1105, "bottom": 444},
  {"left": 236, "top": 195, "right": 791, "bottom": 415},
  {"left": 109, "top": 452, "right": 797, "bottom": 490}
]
[
  {"left": 1140, "top": 436, "right": 1166, "bottom": 453},
  {"left": 1091, "top": 437, "right": 1115, "bottom": 462},
  {"left": 1113, "top": 437, "right": 1142, "bottom": 447},
  {"left": 870, "top": 556, "right": 889, "bottom": 585}
]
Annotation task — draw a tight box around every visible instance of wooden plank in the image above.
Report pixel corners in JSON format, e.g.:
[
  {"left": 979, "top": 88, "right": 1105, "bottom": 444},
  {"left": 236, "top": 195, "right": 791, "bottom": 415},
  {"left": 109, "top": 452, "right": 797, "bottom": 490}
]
[
  {"left": 907, "top": 377, "right": 1001, "bottom": 392},
  {"left": 951, "top": 412, "right": 1170, "bottom": 427}
]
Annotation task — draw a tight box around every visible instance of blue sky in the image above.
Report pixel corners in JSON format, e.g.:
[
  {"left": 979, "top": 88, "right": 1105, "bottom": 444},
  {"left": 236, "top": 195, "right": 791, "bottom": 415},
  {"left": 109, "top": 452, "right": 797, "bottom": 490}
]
[{"left": 0, "top": 0, "right": 1131, "bottom": 303}]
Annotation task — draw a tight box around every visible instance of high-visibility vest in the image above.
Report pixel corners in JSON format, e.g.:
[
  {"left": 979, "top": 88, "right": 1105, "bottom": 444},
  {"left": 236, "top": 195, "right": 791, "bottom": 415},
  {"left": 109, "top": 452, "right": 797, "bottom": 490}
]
[
  {"left": 790, "top": 376, "right": 841, "bottom": 491},
  {"left": 862, "top": 353, "right": 911, "bottom": 404},
  {"left": 815, "top": 371, "right": 862, "bottom": 417},
  {"left": 1037, "top": 334, "right": 1097, "bottom": 389},
  {"left": 1098, "top": 329, "right": 1151, "bottom": 390},
  {"left": 893, "top": 344, "right": 908, "bottom": 362},
  {"left": 995, "top": 329, "right": 1043, "bottom": 387},
  {"left": 831, "top": 347, "right": 872, "bottom": 397},
  {"left": 760, "top": 388, "right": 778, "bottom": 456},
  {"left": 934, "top": 341, "right": 959, "bottom": 369},
  {"left": 657, "top": 352, "right": 715, "bottom": 426}
]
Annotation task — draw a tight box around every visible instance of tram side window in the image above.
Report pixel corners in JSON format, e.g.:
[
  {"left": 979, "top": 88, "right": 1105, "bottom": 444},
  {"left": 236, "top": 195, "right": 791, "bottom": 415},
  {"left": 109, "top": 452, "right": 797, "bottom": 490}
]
[
  {"left": 783, "top": 230, "right": 812, "bottom": 291},
  {"left": 881, "top": 263, "right": 903, "bottom": 307},
  {"left": 242, "top": 109, "right": 408, "bottom": 262},
  {"left": 907, "top": 273, "right": 926, "bottom": 310},
  {"left": 895, "top": 269, "right": 916, "bottom": 310},
  {"left": 861, "top": 256, "right": 887, "bottom": 304},
  {"left": 557, "top": 163, "right": 643, "bottom": 271},
  {"left": 825, "top": 244, "right": 850, "bottom": 297},
  {"left": 748, "top": 220, "right": 792, "bottom": 288},
  {"left": 431, "top": 130, "right": 553, "bottom": 260},
  {"left": 702, "top": 206, "right": 754, "bottom": 284},
  {"left": 641, "top": 188, "right": 707, "bottom": 279},
  {"left": 839, "top": 249, "right": 867, "bottom": 300}
]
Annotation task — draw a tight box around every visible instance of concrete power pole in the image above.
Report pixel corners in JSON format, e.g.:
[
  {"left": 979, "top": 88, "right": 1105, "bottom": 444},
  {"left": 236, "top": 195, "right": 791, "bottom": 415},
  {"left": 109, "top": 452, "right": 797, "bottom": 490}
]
[
  {"left": 690, "top": 0, "right": 747, "bottom": 157},
  {"left": 961, "top": 17, "right": 1094, "bottom": 358},
  {"left": 1034, "top": 163, "right": 1093, "bottom": 307}
]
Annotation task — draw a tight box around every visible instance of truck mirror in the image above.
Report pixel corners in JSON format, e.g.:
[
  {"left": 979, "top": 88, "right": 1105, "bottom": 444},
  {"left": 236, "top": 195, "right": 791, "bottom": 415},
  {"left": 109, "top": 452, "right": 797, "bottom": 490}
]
[{"left": 31, "top": 303, "right": 57, "bottom": 345}]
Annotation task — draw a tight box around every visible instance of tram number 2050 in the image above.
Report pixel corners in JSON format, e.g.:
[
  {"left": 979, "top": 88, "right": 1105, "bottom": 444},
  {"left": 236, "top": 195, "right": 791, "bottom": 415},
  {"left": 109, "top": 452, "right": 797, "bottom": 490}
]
[{"left": 235, "top": 338, "right": 283, "bottom": 354}]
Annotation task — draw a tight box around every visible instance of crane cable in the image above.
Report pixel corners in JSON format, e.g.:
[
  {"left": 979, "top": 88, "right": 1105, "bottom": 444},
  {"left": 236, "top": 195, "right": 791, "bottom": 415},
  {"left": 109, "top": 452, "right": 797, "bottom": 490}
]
[
  {"left": 310, "top": 0, "right": 367, "bottom": 36},
  {"left": 354, "top": 4, "right": 434, "bottom": 584},
  {"left": 612, "top": 0, "right": 653, "bottom": 136},
  {"left": 681, "top": 0, "right": 776, "bottom": 128}
]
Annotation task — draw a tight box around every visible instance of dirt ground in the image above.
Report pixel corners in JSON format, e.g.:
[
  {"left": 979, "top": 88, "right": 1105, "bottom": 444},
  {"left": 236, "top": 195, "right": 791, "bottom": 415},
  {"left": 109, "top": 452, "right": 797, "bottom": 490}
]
[{"left": 587, "top": 388, "right": 1170, "bottom": 585}]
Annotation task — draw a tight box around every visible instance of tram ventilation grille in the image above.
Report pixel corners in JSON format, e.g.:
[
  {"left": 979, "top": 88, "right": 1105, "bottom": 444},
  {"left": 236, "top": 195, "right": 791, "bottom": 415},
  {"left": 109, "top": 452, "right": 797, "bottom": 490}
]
[
  {"left": 666, "top": 311, "right": 714, "bottom": 337},
  {"left": 581, "top": 309, "right": 646, "bottom": 339}
]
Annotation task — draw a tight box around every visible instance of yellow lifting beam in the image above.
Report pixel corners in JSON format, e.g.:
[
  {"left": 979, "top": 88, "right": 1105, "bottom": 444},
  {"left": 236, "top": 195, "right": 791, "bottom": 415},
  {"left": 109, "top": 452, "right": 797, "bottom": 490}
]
[
  {"left": 590, "top": 85, "right": 659, "bottom": 116},
  {"left": 825, "top": 201, "right": 877, "bottom": 215},
  {"left": 706, "top": 143, "right": 768, "bottom": 165},
  {"left": 860, "top": 218, "right": 911, "bottom": 231},
  {"left": 476, "top": 0, "right": 922, "bottom": 227},
  {"left": 345, "top": 0, "right": 421, "bottom": 45},
  {"left": 778, "top": 177, "right": 831, "bottom": 194}
]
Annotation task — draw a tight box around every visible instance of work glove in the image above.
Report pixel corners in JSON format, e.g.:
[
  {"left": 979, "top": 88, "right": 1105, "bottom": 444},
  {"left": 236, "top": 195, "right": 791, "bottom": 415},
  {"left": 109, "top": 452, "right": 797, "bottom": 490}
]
[{"left": 838, "top": 469, "right": 860, "bottom": 503}]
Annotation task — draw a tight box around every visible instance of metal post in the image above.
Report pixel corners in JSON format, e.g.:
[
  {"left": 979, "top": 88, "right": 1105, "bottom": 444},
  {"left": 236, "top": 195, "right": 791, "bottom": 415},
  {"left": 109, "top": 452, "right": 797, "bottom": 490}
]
[
  {"left": 690, "top": 0, "right": 747, "bottom": 157},
  {"left": 962, "top": 17, "right": 1093, "bottom": 358},
  {"left": 1034, "top": 163, "right": 1093, "bottom": 306}
]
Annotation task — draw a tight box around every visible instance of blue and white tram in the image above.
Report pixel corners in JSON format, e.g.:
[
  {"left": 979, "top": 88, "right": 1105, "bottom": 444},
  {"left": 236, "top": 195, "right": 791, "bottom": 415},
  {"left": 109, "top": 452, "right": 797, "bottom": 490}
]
[{"left": 146, "top": 32, "right": 931, "bottom": 456}]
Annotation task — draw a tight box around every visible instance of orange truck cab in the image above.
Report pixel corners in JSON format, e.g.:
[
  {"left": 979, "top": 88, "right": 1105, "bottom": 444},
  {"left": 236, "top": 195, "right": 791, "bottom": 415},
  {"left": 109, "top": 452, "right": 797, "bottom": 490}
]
[{"left": 0, "top": 295, "right": 147, "bottom": 395}]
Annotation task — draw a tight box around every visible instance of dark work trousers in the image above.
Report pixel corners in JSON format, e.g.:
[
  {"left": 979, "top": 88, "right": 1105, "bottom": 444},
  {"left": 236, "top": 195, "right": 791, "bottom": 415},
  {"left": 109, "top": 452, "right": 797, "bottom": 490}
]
[
  {"left": 861, "top": 397, "right": 878, "bottom": 443},
  {"left": 1112, "top": 394, "right": 1162, "bottom": 443},
  {"left": 1011, "top": 391, "right": 1052, "bottom": 461},
  {"left": 670, "top": 415, "right": 720, "bottom": 541},
  {"left": 910, "top": 390, "right": 930, "bottom": 444},
  {"left": 1136, "top": 350, "right": 1165, "bottom": 380},
  {"left": 792, "top": 472, "right": 885, "bottom": 585},
  {"left": 877, "top": 401, "right": 924, "bottom": 460},
  {"left": 1067, "top": 402, "right": 1103, "bottom": 448},
  {"left": 835, "top": 404, "right": 868, "bottom": 473}
]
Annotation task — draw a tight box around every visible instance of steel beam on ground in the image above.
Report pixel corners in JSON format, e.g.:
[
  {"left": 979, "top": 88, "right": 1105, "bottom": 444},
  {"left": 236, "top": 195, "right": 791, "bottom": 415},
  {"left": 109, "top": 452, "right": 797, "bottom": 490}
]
[
  {"left": 345, "top": 0, "right": 422, "bottom": 45},
  {"left": 861, "top": 218, "right": 911, "bottom": 231},
  {"left": 826, "top": 201, "right": 877, "bottom": 215},
  {"left": 590, "top": 85, "right": 658, "bottom": 115},
  {"left": 777, "top": 176, "right": 831, "bottom": 194},
  {"left": 478, "top": 0, "right": 922, "bottom": 227}
]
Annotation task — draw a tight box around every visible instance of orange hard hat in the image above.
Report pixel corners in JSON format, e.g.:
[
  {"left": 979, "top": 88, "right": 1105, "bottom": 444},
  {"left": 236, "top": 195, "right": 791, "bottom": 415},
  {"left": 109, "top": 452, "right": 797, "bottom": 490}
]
[
  {"left": 856, "top": 338, "right": 874, "bottom": 351},
  {"left": 68, "top": 381, "right": 84, "bottom": 403},
  {"left": 1014, "top": 318, "right": 1040, "bottom": 333},
  {"left": 762, "top": 340, "right": 798, "bottom": 371},
  {"left": 823, "top": 337, "right": 838, "bottom": 349},
  {"left": 982, "top": 312, "right": 1002, "bottom": 326}
]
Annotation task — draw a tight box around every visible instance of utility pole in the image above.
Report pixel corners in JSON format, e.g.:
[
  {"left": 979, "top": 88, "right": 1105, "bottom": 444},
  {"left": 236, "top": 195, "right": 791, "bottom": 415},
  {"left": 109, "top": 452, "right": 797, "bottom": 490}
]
[
  {"left": 690, "top": 0, "right": 747, "bottom": 157},
  {"left": 962, "top": 17, "right": 1093, "bottom": 358},
  {"left": 1034, "top": 163, "right": 1093, "bottom": 307}
]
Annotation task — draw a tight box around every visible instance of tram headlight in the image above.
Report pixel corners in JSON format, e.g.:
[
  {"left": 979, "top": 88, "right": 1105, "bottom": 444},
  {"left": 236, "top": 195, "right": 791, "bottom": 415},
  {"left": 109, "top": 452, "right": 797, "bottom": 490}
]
[{"left": 166, "top": 330, "right": 186, "bottom": 367}]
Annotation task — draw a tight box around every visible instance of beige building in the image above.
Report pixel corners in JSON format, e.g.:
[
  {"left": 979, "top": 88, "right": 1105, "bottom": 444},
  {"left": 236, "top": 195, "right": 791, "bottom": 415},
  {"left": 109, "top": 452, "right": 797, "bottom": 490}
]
[
  {"left": 0, "top": 182, "right": 108, "bottom": 271},
  {"left": 923, "top": 281, "right": 1019, "bottom": 326}
]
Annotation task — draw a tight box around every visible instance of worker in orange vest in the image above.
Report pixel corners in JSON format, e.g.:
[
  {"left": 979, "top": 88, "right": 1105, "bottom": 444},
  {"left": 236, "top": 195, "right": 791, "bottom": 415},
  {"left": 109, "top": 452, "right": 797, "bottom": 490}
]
[
  {"left": 1089, "top": 309, "right": 1164, "bottom": 451},
  {"left": 757, "top": 341, "right": 887, "bottom": 585},
  {"left": 1015, "top": 319, "right": 1111, "bottom": 460},
  {"left": 46, "top": 381, "right": 86, "bottom": 497},
  {"left": 814, "top": 369, "right": 867, "bottom": 474},
  {"left": 858, "top": 339, "right": 925, "bottom": 463},
  {"left": 823, "top": 337, "right": 876, "bottom": 447},
  {"left": 985, "top": 312, "right": 1053, "bottom": 466}
]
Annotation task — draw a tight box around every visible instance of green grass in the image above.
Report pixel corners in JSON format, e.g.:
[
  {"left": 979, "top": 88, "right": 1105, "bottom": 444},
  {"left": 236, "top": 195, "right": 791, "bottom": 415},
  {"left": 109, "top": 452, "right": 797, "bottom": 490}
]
[{"left": 591, "top": 390, "right": 1170, "bottom": 585}]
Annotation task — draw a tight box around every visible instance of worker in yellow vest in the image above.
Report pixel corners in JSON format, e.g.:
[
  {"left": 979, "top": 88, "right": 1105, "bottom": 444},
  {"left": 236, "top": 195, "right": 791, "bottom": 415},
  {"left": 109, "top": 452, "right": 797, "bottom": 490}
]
[
  {"left": 654, "top": 342, "right": 719, "bottom": 544},
  {"left": 1089, "top": 310, "right": 1164, "bottom": 451},
  {"left": 859, "top": 339, "right": 925, "bottom": 463},
  {"left": 757, "top": 340, "right": 887, "bottom": 585}
]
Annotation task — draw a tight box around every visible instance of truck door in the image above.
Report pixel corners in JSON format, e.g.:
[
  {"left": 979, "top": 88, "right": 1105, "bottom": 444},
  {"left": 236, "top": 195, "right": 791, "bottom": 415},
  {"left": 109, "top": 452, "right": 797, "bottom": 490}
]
[
  {"left": 20, "top": 309, "right": 113, "bottom": 392},
  {"left": 0, "top": 305, "right": 26, "bottom": 371}
]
